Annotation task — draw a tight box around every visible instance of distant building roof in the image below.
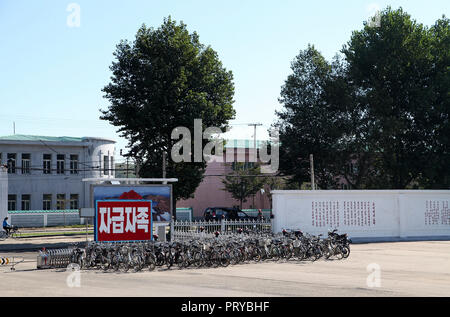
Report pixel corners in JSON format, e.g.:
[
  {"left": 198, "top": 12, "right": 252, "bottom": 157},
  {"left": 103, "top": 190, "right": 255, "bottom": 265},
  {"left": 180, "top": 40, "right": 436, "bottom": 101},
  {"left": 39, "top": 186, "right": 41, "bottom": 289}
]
[
  {"left": 0, "top": 134, "right": 115, "bottom": 143},
  {"left": 0, "top": 134, "right": 83, "bottom": 142}
]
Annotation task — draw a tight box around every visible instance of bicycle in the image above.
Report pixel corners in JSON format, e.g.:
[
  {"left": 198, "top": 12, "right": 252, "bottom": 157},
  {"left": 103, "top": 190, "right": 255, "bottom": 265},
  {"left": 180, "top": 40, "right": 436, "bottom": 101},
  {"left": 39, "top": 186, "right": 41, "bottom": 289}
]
[{"left": 0, "top": 226, "right": 21, "bottom": 240}]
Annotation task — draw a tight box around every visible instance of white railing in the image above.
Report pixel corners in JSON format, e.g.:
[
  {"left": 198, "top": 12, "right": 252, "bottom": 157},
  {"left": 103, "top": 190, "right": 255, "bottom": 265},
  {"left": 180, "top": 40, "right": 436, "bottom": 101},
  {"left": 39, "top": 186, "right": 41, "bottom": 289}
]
[
  {"left": 8, "top": 209, "right": 84, "bottom": 227},
  {"left": 171, "top": 219, "right": 272, "bottom": 241}
]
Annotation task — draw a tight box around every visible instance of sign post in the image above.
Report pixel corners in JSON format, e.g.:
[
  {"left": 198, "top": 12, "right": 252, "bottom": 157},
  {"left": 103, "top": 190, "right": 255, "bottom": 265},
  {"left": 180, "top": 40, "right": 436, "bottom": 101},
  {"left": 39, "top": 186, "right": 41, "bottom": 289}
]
[{"left": 79, "top": 208, "right": 95, "bottom": 245}]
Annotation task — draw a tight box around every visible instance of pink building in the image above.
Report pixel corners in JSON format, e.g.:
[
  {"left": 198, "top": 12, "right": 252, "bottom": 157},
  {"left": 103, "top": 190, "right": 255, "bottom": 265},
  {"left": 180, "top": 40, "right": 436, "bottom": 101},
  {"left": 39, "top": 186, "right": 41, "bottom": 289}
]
[{"left": 177, "top": 139, "right": 271, "bottom": 218}]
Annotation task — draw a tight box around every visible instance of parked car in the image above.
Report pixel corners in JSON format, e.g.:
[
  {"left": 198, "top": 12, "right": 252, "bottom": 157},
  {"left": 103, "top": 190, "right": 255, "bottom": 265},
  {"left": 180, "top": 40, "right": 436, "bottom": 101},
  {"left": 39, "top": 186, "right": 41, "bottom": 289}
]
[{"left": 203, "top": 207, "right": 258, "bottom": 221}]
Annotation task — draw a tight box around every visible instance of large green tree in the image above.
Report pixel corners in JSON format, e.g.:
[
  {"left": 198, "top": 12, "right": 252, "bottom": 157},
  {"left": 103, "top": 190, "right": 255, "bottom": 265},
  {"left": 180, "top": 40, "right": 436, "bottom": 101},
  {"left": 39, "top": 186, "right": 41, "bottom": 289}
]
[
  {"left": 100, "top": 17, "right": 235, "bottom": 201},
  {"left": 419, "top": 17, "right": 450, "bottom": 188},
  {"left": 275, "top": 7, "right": 450, "bottom": 189},
  {"left": 275, "top": 45, "right": 349, "bottom": 189},
  {"left": 342, "top": 7, "right": 449, "bottom": 188}
]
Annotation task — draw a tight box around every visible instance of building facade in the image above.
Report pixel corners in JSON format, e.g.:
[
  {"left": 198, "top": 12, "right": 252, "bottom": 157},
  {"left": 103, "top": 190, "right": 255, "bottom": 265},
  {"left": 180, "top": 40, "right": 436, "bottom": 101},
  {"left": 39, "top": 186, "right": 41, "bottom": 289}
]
[
  {"left": 0, "top": 166, "right": 7, "bottom": 221},
  {"left": 0, "top": 135, "right": 116, "bottom": 211},
  {"left": 177, "top": 139, "right": 272, "bottom": 218}
]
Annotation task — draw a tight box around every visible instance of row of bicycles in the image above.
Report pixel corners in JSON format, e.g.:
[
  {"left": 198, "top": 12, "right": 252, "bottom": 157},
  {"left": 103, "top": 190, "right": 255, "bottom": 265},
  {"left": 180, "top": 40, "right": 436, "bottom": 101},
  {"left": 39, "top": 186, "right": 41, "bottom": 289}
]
[{"left": 69, "top": 229, "right": 351, "bottom": 272}]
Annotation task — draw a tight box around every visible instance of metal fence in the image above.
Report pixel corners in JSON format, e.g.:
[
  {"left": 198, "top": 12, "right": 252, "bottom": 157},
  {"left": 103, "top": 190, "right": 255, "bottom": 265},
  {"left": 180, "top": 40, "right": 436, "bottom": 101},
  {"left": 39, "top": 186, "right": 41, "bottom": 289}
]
[
  {"left": 8, "top": 210, "right": 84, "bottom": 227},
  {"left": 175, "top": 208, "right": 194, "bottom": 221},
  {"left": 171, "top": 219, "right": 272, "bottom": 241},
  {"left": 36, "top": 248, "right": 73, "bottom": 269},
  {"left": 242, "top": 209, "right": 272, "bottom": 219}
]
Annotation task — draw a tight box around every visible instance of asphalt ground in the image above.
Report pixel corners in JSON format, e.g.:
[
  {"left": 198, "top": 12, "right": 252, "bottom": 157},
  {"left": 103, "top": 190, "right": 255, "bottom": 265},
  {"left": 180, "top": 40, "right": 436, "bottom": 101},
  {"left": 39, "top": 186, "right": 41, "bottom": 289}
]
[{"left": 0, "top": 236, "right": 449, "bottom": 297}]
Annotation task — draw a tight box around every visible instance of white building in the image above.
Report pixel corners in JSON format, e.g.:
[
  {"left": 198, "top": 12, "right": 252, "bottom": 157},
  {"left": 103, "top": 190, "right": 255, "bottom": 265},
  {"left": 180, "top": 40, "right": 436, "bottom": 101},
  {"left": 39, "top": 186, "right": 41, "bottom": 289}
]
[
  {"left": 0, "top": 166, "right": 7, "bottom": 221},
  {"left": 0, "top": 135, "right": 116, "bottom": 212}
]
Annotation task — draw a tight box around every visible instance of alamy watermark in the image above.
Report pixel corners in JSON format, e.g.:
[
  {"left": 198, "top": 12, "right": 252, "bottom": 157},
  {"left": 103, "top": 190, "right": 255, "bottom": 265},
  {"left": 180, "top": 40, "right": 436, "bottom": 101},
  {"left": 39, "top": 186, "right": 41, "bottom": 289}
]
[
  {"left": 170, "top": 119, "right": 279, "bottom": 173},
  {"left": 66, "top": 263, "right": 81, "bottom": 288},
  {"left": 367, "top": 3, "right": 381, "bottom": 28},
  {"left": 366, "top": 263, "right": 381, "bottom": 288},
  {"left": 66, "top": 3, "right": 81, "bottom": 28}
]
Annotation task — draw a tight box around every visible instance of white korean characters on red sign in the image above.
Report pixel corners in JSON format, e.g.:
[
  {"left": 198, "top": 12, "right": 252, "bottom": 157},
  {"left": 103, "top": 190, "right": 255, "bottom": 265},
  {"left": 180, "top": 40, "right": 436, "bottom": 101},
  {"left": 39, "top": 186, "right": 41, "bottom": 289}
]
[{"left": 96, "top": 200, "right": 152, "bottom": 241}]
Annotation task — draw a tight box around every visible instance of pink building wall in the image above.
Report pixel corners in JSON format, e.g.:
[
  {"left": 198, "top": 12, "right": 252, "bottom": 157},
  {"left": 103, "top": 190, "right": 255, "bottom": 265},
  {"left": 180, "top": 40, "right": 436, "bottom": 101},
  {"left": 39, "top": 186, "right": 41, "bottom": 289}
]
[{"left": 177, "top": 147, "right": 271, "bottom": 218}]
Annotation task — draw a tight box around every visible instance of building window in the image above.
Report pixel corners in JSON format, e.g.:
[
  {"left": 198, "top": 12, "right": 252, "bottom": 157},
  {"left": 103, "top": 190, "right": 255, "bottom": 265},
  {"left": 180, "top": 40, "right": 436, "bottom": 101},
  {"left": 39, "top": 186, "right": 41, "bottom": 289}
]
[
  {"left": 21, "top": 154, "right": 31, "bottom": 174},
  {"left": 70, "top": 194, "right": 79, "bottom": 209},
  {"left": 70, "top": 155, "right": 79, "bottom": 174},
  {"left": 57, "top": 154, "right": 65, "bottom": 174},
  {"left": 8, "top": 195, "right": 16, "bottom": 211},
  {"left": 103, "top": 155, "right": 109, "bottom": 176},
  {"left": 7, "top": 153, "right": 16, "bottom": 174},
  {"left": 43, "top": 154, "right": 52, "bottom": 174},
  {"left": 56, "top": 194, "right": 66, "bottom": 210},
  {"left": 43, "top": 194, "right": 52, "bottom": 210},
  {"left": 21, "top": 194, "right": 31, "bottom": 211}
]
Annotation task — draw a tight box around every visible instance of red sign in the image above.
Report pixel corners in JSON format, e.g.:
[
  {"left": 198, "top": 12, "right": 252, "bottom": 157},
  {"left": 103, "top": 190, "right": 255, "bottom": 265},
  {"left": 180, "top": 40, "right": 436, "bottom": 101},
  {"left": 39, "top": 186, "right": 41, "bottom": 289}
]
[{"left": 95, "top": 200, "right": 152, "bottom": 242}]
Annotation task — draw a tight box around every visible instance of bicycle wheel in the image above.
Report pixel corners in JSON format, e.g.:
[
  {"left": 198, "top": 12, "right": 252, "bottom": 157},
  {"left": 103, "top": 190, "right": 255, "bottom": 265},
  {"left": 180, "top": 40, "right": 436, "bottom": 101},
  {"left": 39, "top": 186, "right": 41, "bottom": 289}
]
[
  {"left": 270, "top": 246, "right": 280, "bottom": 261},
  {"left": 166, "top": 253, "right": 174, "bottom": 269},
  {"left": 100, "top": 257, "right": 110, "bottom": 272},
  {"left": 283, "top": 246, "right": 292, "bottom": 261},
  {"left": 323, "top": 245, "right": 332, "bottom": 260},
  {"left": 112, "top": 255, "right": 121, "bottom": 271},
  {"left": 252, "top": 248, "right": 262, "bottom": 262},
  {"left": 314, "top": 245, "right": 323, "bottom": 261},
  {"left": 193, "top": 252, "right": 204, "bottom": 268},
  {"left": 147, "top": 255, "right": 156, "bottom": 271},
  {"left": 0, "top": 231, "right": 6, "bottom": 241},
  {"left": 307, "top": 247, "right": 316, "bottom": 261},
  {"left": 79, "top": 254, "right": 87, "bottom": 269},
  {"left": 341, "top": 245, "right": 350, "bottom": 259},
  {"left": 175, "top": 253, "right": 187, "bottom": 270},
  {"left": 155, "top": 252, "right": 165, "bottom": 267},
  {"left": 229, "top": 250, "right": 239, "bottom": 266},
  {"left": 219, "top": 252, "right": 230, "bottom": 267},
  {"left": 210, "top": 251, "right": 220, "bottom": 268},
  {"left": 119, "top": 260, "right": 130, "bottom": 273},
  {"left": 133, "top": 256, "right": 144, "bottom": 272}
]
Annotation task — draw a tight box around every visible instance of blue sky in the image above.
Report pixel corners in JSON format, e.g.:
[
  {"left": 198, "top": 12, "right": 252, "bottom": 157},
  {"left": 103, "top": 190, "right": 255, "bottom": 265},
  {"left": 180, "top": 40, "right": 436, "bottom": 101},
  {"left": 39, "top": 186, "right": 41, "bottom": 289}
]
[{"left": 0, "top": 0, "right": 448, "bottom": 161}]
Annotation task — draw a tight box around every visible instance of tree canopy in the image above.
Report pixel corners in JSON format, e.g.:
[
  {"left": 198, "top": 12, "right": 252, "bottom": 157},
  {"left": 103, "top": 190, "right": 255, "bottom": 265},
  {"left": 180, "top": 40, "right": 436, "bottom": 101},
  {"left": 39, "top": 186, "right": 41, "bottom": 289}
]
[
  {"left": 275, "top": 7, "right": 450, "bottom": 189},
  {"left": 100, "top": 17, "right": 235, "bottom": 201}
]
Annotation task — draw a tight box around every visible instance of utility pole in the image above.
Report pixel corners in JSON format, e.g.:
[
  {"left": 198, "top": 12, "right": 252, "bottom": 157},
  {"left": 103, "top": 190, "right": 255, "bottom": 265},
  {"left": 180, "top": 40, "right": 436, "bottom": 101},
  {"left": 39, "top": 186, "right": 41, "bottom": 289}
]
[
  {"left": 126, "top": 157, "right": 129, "bottom": 179},
  {"left": 135, "top": 159, "right": 140, "bottom": 177},
  {"left": 248, "top": 123, "right": 262, "bottom": 162},
  {"left": 120, "top": 149, "right": 130, "bottom": 178},
  {"left": 310, "top": 154, "right": 315, "bottom": 190},
  {"left": 162, "top": 151, "right": 166, "bottom": 178}
]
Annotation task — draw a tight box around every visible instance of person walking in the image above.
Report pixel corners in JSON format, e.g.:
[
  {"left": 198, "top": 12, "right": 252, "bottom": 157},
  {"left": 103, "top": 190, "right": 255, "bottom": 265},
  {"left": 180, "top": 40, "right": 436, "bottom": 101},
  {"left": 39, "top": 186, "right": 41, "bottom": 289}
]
[{"left": 257, "top": 209, "right": 263, "bottom": 220}]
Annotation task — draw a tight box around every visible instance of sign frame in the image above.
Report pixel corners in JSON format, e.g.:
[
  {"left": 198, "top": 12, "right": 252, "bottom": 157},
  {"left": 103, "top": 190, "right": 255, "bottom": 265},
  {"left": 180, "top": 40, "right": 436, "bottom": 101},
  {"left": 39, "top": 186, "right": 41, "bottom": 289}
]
[{"left": 90, "top": 183, "right": 173, "bottom": 223}]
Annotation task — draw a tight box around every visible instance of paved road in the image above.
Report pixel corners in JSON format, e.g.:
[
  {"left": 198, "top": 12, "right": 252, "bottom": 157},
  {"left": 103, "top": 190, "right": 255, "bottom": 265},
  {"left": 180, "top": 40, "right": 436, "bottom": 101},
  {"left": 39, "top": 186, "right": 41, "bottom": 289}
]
[{"left": 0, "top": 237, "right": 449, "bottom": 297}]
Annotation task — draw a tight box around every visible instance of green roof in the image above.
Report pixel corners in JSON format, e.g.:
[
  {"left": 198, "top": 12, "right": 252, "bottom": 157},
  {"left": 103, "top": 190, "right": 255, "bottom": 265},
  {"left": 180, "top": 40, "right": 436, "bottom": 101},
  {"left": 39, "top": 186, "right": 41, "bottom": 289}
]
[
  {"left": 0, "top": 134, "right": 83, "bottom": 142},
  {"left": 8, "top": 209, "right": 79, "bottom": 214}
]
